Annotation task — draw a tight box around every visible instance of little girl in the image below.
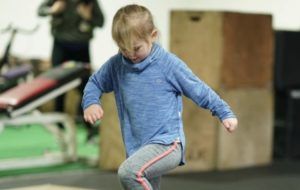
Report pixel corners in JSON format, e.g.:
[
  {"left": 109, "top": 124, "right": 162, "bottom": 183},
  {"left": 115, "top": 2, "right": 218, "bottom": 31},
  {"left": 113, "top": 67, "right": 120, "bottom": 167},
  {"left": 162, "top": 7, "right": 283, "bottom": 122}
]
[{"left": 82, "top": 4, "right": 238, "bottom": 190}]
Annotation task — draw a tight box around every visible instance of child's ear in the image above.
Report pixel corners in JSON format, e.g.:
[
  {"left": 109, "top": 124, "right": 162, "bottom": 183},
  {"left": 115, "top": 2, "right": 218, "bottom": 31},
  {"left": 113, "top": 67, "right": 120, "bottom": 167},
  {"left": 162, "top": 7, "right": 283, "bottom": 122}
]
[{"left": 151, "top": 29, "right": 158, "bottom": 41}]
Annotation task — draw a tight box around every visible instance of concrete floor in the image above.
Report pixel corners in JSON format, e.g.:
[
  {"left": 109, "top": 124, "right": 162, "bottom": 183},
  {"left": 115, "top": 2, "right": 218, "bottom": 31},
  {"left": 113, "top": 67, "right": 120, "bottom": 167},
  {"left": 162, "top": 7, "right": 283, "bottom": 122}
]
[{"left": 0, "top": 160, "right": 300, "bottom": 190}]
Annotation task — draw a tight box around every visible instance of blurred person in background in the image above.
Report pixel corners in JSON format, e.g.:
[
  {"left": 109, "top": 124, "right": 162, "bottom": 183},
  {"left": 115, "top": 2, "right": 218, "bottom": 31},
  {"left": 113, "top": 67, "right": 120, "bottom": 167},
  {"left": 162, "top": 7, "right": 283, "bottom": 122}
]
[{"left": 38, "top": 0, "right": 104, "bottom": 142}]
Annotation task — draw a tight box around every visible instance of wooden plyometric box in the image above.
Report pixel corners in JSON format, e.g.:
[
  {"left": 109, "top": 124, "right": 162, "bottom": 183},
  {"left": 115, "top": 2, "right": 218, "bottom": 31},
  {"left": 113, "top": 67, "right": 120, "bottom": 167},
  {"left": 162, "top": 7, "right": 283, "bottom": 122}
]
[
  {"left": 170, "top": 11, "right": 223, "bottom": 90},
  {"left": 170, "top": 11, "right": 274, "bottom": 171},
  {"left": 174, "top": 97, "right": 218, "bottom": 172},
  {"left": 216, "top": 89, "right": 273, "bottom": 170},
  {"left": 99, "top": 93, "right": 125, "bottom": 170},
  {"left": 221, "top": 13, "right": 274, "bottom": 89},
  {"left": 170, "top": 11, "right": 273, "bottom": 89}
]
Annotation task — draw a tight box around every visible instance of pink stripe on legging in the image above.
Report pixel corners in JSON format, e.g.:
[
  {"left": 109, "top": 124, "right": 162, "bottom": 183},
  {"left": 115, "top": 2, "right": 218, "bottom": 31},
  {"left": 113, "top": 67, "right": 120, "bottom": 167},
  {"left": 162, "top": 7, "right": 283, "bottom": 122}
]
[{"left": 136, "top": 142, "right": 178, "bottom": 190}]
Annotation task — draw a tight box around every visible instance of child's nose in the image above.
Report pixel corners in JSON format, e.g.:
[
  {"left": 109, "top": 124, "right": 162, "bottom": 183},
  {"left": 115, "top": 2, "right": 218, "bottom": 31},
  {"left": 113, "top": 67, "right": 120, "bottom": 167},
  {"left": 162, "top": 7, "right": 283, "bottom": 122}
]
[{"left": 127, "top": 52, "right": 136, "bottom": 59}]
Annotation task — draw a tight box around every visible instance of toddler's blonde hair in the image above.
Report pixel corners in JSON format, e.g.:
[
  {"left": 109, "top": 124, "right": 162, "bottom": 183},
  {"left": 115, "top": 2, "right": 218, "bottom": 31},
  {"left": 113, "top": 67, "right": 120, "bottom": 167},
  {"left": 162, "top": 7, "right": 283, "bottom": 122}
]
[{"left": 112, "top": 4, "right": 156, "bottom": 53}]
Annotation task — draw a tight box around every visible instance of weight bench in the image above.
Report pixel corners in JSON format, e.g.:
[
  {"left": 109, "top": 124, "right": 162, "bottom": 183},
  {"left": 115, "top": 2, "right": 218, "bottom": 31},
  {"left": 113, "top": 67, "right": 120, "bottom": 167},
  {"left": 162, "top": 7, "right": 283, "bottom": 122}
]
[
  {"left": 0, "top": 64, "right": 33, "bottom": 93},
  {"left": 0, "top": 61, "right": 90, "bottom": 170}
]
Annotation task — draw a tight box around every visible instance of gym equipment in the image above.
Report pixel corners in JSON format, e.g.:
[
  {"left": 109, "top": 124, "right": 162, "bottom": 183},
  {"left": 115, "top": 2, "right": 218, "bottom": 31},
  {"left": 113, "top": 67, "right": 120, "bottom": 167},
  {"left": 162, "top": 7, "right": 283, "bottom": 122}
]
[
  {"left": 273, "top": 31, "right": 300, "bottom": 159},
  {"left": 274, "top": 31, "right": 300, "bottom": 90},
  {"left": 0, "top": 24, "right": 38, "bottom": 92},
  {"left": 0, "top": 61, "right": 90, "bottom": 170},
  {"left": 0, "top": 64, "right": 32, "bottom": 92}
]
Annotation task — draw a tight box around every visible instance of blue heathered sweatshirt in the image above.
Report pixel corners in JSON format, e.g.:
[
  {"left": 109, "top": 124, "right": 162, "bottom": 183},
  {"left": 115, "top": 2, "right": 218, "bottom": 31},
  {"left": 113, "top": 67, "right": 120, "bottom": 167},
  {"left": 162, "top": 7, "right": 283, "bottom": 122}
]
[{"left": 82, "top": 43, "right": 235, "bottom": 164}]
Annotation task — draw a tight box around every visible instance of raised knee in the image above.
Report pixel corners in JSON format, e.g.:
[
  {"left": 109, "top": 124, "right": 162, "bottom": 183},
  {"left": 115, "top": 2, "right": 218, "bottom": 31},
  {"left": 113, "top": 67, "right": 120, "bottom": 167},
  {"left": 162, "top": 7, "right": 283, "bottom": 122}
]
[
  {"left": 118, "top": 164, "right": 128, "bottom": 180},
  {"left": 118, "top": 163, "right": 136, "bottom": 182}
]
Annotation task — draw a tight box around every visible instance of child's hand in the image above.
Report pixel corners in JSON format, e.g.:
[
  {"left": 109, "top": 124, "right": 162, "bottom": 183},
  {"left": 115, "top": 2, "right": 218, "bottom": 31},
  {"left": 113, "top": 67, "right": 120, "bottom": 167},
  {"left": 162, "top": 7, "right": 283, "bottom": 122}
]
[
  {"left": 222, "top": 118, "right": 238, "bottom": 133},
  {"left": 83, "top": 104, "right": 104, "bottom": 125}
]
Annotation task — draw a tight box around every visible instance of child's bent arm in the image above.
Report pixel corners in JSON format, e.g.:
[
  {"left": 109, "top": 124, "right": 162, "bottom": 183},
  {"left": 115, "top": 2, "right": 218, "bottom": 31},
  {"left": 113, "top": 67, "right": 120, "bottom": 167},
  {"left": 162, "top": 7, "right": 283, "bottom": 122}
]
[
  {"left": 165, "top": 59, "right": 235, "bottom": 121},
  {"left": 83, "top": 104, "right": 104, "bottom": 125}
]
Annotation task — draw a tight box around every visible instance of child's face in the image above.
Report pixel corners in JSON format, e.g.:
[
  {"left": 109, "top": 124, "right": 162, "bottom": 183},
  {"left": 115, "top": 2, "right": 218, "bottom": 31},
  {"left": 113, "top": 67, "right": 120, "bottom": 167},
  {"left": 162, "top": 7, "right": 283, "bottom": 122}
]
[
  {"left": 120, "top": 39, "right": 152, "bottom": 63},
  {"left": 120, "top": 31, "right": 157, "bottom": 64}
]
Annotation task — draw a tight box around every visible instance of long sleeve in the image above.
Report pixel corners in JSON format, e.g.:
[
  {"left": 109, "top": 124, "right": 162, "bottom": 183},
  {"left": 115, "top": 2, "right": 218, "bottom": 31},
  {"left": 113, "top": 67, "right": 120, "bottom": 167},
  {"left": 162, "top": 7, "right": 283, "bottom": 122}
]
[
  {"left": 165, "top": 56, "right": 236, "bottom": 121},
  {"left": 82, "top": 59, "right": 114, "bottom": 110}
]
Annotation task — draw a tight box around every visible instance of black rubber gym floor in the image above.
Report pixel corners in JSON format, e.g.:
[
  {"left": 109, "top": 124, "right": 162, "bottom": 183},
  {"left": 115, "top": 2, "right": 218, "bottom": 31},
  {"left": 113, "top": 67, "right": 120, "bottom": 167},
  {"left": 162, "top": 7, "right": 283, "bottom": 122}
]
[{"left": 0, "top": 160, "right": 300, "bottom": 190}]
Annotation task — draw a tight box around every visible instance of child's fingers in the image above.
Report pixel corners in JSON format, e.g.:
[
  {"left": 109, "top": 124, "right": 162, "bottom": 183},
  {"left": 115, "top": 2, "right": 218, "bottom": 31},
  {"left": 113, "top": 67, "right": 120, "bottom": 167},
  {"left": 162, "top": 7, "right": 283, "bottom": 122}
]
[
  {"left": 223, "top": 120, "right": 237, "bottom": 133},
  {"left": 84, "top": 114, "right": 97, "bottom": 125},
  {"left": 84, "top": 115, "right": 93, "bottom": 124}
]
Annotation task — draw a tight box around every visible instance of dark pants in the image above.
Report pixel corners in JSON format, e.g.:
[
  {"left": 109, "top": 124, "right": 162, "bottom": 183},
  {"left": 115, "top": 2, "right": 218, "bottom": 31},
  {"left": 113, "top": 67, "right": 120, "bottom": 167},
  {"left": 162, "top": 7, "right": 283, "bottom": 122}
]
[
  {"left": 52, "top": 38, "right": 90, "bottom": 114},
  {"left": 51, "top": 39, "right": 95, "bottom": 138}
]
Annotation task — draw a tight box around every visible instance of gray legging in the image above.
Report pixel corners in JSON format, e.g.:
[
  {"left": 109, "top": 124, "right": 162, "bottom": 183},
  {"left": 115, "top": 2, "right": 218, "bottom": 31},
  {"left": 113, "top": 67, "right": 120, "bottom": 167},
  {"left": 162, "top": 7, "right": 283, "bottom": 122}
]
[{"left": 118, "top": 141, "right": 182, "bottom": 190}]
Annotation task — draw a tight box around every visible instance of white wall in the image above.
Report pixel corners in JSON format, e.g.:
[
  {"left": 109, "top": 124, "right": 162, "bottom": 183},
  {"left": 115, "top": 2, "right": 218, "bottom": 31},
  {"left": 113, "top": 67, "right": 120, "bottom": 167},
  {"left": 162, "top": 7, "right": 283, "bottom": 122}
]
[{"left": 0, "top": 0, "right": 300, "bottom": 70}]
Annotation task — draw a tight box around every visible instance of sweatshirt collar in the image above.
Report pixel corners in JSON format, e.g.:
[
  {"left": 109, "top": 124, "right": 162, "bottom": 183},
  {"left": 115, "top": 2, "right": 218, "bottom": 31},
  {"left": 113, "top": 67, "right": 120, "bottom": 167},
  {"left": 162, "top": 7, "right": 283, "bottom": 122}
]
[{"left": 121, "top": 43, "right": 162, "bottom": 72}]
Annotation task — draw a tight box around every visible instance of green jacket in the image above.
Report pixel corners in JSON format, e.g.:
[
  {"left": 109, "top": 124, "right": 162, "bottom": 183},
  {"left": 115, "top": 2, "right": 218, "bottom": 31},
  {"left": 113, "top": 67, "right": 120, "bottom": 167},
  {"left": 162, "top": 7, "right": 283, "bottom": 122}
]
[{"left": 38, "top": 0, "right": 104, "bottom": 43}]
